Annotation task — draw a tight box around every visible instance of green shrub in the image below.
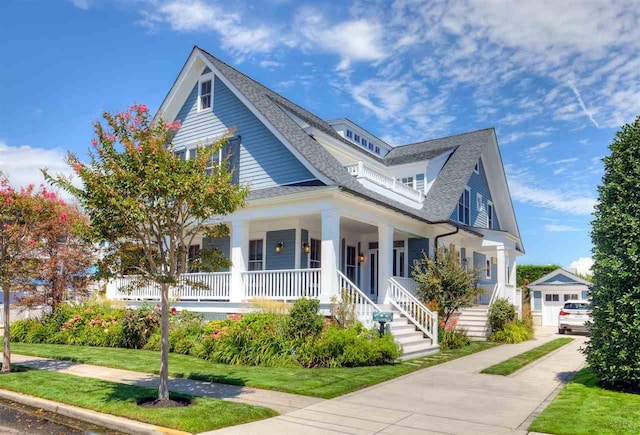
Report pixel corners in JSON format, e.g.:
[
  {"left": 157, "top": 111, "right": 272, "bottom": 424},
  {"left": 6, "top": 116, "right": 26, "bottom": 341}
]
[
  {"left": 439, "top": 327, "right": 471, "bottom": 350},
  {"left": 120, "top": 305, "right": 160, "bottom": 349},
  {"left": 10, "top": 319, "right": 40, "bottom": 343},
  {"left": 488, "top": 298, "right": 516, "bottom": 332},
  {"left": 287, "top": 298, "right": 324, "bottom": 341},
  {"left": 490, "top": 320, "right": 534, "bottom": 343}
]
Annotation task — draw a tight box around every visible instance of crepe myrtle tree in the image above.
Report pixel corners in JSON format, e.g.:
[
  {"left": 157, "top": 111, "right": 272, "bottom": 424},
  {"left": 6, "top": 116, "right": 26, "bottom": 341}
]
[
  {"left": 46, "top": 104, "right": 247, "bottom": 403},
  {"left": 587, "top": 115, "right": 640, "bottom": 387},
  {"left": 0, "top": 176, "right": 66, "bottom": 373},
  {"left": 412, "top": 249, "right": 481, "bottom": 326}
]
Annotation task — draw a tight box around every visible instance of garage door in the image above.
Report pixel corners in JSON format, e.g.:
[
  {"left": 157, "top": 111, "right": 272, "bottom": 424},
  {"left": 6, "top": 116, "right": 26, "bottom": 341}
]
[{"left": 542, "top": 294, "right": 564, "bottom": 326}]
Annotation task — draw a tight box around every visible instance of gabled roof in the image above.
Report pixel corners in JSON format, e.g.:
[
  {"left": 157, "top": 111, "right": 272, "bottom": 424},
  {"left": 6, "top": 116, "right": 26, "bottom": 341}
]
[
  {"left": 529, "top": 268, "right": 593, "bottom": 287},
  {"left": 157, "top": 46, "right": 518, "bottom": 242}
]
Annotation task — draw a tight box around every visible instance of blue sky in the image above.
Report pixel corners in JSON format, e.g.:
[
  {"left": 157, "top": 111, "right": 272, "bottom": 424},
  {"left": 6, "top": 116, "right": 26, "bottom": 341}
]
[{"left": 1, "top": 0, "right": 639, "bottom": 272}]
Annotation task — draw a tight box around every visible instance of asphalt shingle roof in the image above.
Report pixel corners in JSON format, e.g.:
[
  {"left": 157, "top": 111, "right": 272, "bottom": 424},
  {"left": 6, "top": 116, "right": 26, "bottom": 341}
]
[{"left": 197, "top": 46, "right": 492, "bottom": 231}]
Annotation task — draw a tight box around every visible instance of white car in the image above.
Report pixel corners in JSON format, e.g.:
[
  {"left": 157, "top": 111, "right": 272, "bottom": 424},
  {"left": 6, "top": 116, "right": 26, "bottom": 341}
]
[{"left": 558, "top": 300, "right": 591, "bottom": 335}]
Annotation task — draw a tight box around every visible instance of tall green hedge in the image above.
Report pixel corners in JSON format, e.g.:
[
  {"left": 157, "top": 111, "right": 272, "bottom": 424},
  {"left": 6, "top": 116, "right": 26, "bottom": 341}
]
[{"left": 587, "top": 116, "right": 640, "bottom": 386}]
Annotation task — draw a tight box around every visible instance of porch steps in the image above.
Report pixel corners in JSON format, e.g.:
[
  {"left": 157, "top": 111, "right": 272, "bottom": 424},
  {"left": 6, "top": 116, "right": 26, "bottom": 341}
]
[
  {"left": 456, "top": 305, "right": 491, "bottom": 341},
  {"left": 382, "top": 306, "right": 439, "bottom": 360}
]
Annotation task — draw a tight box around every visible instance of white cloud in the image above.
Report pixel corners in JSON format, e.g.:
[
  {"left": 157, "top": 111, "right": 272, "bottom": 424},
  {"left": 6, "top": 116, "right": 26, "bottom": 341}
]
[
  {"left": 568, "top": 257, "right": 594, "bottom": 276},
  {"left": 69, "top": 0, "right": 92, "bottom": 9},
  {"left": 507, "top": 176, "right": 596, "bottom": 215},
  {"left": 0, "top": 141, "right": 75, "bottom": 196},
  {"left": 567, "top": 80, "right": 600, "bottom": 128},
  {"left": 527, "top": 142, "right": 552, "bottom": 153},
  {"left": 259, "top": 60, "right": 284, "bottom": 69},
  {"left": 550, "top": 158, "right": 578, "bottom": 165},
  {"left": 544, "top": 224, "right": 581, "bottom": 232}
]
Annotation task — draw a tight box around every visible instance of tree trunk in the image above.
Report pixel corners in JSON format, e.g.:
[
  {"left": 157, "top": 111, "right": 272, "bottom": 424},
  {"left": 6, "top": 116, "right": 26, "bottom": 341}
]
[
  {"left": 158, "top": 282, "right": 170, "bottom": 401},
  {"left": 2, "top": 282, "right": 10, "bottom": 373}
]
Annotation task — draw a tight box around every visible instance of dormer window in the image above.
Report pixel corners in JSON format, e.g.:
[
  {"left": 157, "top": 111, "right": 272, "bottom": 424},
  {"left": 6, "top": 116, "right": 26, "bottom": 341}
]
[
  {"left": 354, "top": 133, "right": 360, "bottom": 143},
  {"left": 374, "top": 146, "right": 380, "bottom": 154},
  {"left": 346, "top": 129, "right": 353, "bottom": 139},
  {"left": 199, "top": 79, "right": 212, "bottom": 111},
  {"left": 361, "top": 139, "right": 367, "bottom": 147}
]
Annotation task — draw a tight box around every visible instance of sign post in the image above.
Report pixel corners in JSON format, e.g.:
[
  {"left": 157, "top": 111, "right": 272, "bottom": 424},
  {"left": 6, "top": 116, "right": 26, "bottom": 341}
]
[{"left": 372, "top": 311, "right": 393, "bottom": 337}]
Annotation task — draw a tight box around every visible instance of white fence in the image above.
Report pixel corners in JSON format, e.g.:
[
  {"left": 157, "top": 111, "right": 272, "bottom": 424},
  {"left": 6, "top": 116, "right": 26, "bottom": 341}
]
[
  {"left": 243, "top": 269, "right": 321, "bottom": 300},
  {"left": 345, "top": 161, "right": 424, "bottom": 203}
]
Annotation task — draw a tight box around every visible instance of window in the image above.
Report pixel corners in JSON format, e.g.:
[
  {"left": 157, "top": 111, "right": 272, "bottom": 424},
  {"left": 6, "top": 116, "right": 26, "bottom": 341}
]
[
  {"left": 188, "top": 245, "right": 200, "bottom": 272},
  {"left": 486, "top": 259, "right": 491, "bottom": 278},
  {"left": 188, "top": 148, "right": 198, "bottom": 160},
  {"left": 474, "top": 161, "right": 479, "bottom": 174},
  {"left": 402, "top": 176, "right": 414, "bottom": 188},
  {"left": 346, "top": 246, "right": 356, "bottom": 282},
  {"left": 476, "top": 193, "right": 484, "bottom": 211},
  {"left": 361, "top": 139, "right": 367, "bottom": 147},
  {"left": 564, "top": 293, "right": 579, "bottom": 302},
  {"left": 545, "top": 294, "right": 560, "bottom": 302},
  {"left": 199, "top": 79, "right": 212, "bottom": 110},
  {"left": 346, "top": 129, "right": 353, "bottom": 139},
  {"left": 369, "top": 143, "right": 374, "bottom": 151},
  {"left": 487, "top": 201, "right": 494, "bottom": 229},
  {"left": 415, "top": 173, "right": 425, "bottom": 193},
  {"left": 174, "top": 150, "right": 187, "bottom": 161},
  {"left": 354, "top": 134, "right": 360, "bottom": 143},
  {"left": 248, "top": 239, "right": 263, "bottom": 271},
  {"left": 374, "top": 146, "right": 380, "bottom": 154},
  {"left": 310, "top": 239, "right": 321, "bottom": 268},
  {"left": 457, "top": 187, "right": 470, "bottom": 225}
]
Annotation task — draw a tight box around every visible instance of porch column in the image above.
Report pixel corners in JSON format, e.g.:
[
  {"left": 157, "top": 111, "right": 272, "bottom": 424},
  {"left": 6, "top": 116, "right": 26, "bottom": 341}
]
[
  {"left": 378, "top": 223, "right": 394, "bottom": 304},
  {"left": 320, "top": 209, "right": 340, "bottom": 303},
  {"left": 230, "top": 220, "right": 248, "bottom": 303},
  {"left": 496, "top": 245, "right": 506, "bottom": 299}
]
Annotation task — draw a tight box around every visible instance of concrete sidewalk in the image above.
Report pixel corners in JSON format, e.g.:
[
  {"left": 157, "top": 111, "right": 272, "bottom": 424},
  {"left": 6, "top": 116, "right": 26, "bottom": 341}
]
[
  {"left": 207, "top": 334, "right": 586, "bottom": 434},
  {"left": 11, "top": 354, "right": 323, "bottom": 415}
]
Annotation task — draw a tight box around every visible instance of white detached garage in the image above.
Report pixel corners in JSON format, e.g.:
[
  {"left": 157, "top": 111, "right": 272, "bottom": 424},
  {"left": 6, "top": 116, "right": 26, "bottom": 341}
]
[{"left": 529, "top": 268, "right": 592, "bottom": 327}]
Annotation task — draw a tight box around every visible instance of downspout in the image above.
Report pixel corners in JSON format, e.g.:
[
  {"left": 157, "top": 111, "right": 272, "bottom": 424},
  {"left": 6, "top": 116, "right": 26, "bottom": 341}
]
[{"left": 434, "top": 226, "right": 459, "bottom": 258}]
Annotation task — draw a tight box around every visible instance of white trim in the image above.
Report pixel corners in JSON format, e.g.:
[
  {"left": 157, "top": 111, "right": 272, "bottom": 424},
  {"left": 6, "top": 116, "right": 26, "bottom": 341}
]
[
  {"left": 529, "top": 268, "right": 593, "bottom": 287},
  {"left": 476, "top": 193, "right": 484, "bottom": 212}
]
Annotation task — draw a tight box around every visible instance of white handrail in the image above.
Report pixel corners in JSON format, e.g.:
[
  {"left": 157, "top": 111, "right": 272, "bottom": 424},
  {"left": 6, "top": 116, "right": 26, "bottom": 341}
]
[
  {"left": 337, "top": 270, "right": 381, "bottom": 328},
  {"left": 489, "top": 283, "right": 501, "bottom": 306},
  {"left": 388, "top": 277, "right": 438, "bottom": 344},
  {"left": 345, "top": 161, "right": 423, "bottom": 203},
  {"left": 108, "top": 272, "right": 231, "bottom": 301},
  {"left": 242, "top": 269, "right": 321, "bottom": 300}
]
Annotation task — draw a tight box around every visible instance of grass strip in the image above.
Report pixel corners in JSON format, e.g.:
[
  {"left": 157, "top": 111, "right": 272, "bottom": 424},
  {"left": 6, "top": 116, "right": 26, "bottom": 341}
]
[
  {"left": 12, "top": 341, "right": 497, "bottom": 398},
  {"left": 480, "top": 337, "right": 573, "bottom": 376},
  {"left": 529, "top": 368, "right": 640, "bottom": 435},
  {"left": 0, "top": 366, "right": 277, "bottom": 434}
]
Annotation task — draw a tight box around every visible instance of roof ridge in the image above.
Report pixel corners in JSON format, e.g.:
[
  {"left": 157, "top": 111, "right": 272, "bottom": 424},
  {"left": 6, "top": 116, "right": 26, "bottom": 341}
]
[{"left": 394, "top": 127, "right": 495, "bottom": 148}]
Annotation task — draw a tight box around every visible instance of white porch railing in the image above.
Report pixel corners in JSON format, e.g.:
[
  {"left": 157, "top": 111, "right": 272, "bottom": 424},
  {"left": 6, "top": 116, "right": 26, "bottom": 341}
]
[
  {"left": 345, "top": 161, "right": 424, "bottom": 203},
  {"left": 389, "top": 277, "right": 438, "bottom": 344},
  {"left": 242, "top": 269, "right": 321, "bottom": 300},
  {"left": 108, "top": 272, "right": 231, "bottom": 301},
  {"left": 337, "top": 270, "right": 381, "bottom": 329}
]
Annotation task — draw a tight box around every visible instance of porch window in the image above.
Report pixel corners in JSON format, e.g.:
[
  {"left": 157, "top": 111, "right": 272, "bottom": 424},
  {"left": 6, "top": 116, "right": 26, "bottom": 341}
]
[
  {"left": 188, "top": 244, "right": 200, "bottom": 272},
  {"left": 457, "top": 187, "right": 470, "bottom": 225},
  {"left": 248, "top": 239, "right": 263, "bottom": 271},
  {"left": 309, "top": 238, "right": 321, "bottom": 268},
  {"left": 485, "top": 259, "right": 491, "bottom": 278},
  {"left": 199, "top": 79, "right": 212, "bottom": 110},
  {"left": 401, "top": 177, "right": 414, "bottom": 189},
  {"left": 346, "top": 246, "right": 356, "bottom": 282},
  {"left": 487, "top": 201, "right": 494, "bottom": 229}
]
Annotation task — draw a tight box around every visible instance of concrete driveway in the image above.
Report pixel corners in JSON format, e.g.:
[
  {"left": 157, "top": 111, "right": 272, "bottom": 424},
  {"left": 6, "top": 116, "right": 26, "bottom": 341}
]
[{"left": 207, "top": 333, "right": 586, "bottom": 434}]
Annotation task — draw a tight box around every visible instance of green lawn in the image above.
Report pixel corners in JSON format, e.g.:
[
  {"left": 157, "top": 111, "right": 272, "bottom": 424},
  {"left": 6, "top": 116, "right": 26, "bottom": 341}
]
[
  {"left": 0, "top": 366, "right": 276, "bottom": 433},
  {"left": 480, "top": 338, "right": 574, "bottom": 376},
  {"left": 12, "top": 341, "right": 497, "bottom": 398},
  {"left": 529, "top": 369, "right": 640, "bottom": 435}
]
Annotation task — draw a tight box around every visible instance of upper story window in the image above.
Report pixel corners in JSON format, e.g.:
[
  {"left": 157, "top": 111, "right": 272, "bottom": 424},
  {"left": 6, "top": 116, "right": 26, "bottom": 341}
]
[
  {"left": 199, "top": 79, "right": 212, "bottom": 111},
  {"left": 354, "top": 133, "right": 360, "bottom": 143},
  {"left": 374, "top": 146, "right": 380, "bottom": 154},
  {"left": 474, "top": 161, "right": 479, "bottom": 174},
  {"left": 476, "top": 193, "right": 484, "bottom": 211},
  {"left": 415, "top": 173, "right": 425, "bottom": 193},
  {"left": 361, "top": 139, "right": 367, "bottom": 147},
  {"left": 487, "top": 201, "right": 494, "bottom": 229},
  {"left": 346, "top": 129, "right": 353, "bottom": 139},
  {"left": 457, "top": 187, "right": 470, "bottom": 225},
  {"left": 402, "top": 176, "right": 414, "bottom": 188}
]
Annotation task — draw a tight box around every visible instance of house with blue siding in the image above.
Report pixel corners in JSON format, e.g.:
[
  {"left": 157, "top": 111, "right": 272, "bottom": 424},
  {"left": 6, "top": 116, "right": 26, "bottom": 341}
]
[{"left": 106, "top": 47, "right": 524, "bottom": 354}]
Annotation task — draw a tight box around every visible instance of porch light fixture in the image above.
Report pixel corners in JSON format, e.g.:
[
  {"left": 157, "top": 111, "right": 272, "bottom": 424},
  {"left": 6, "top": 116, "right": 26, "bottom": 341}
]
[
  {"left": 302, "top": 242, "right": 310, "bottom": 254},
  {"left": 358, "top": 252, "right": 365, "bottom": 263},
  {"left": 275, "top": 242, "right": 284, "bottom": 253},
  {"left": 492, "top": 257, "right": 497, "bottom": 264}
]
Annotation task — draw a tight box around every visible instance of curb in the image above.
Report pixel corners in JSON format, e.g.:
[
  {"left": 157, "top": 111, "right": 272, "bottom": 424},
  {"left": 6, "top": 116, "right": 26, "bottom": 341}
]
[{"left": 0, "top": 388, "right": 191, "bottom": 435}]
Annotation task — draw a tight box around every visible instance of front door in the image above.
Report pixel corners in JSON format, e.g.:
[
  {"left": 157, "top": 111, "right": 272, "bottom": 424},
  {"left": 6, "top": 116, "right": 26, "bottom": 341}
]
[{"left": 369, "top": 249, "right": 378, "bottom": 299}]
